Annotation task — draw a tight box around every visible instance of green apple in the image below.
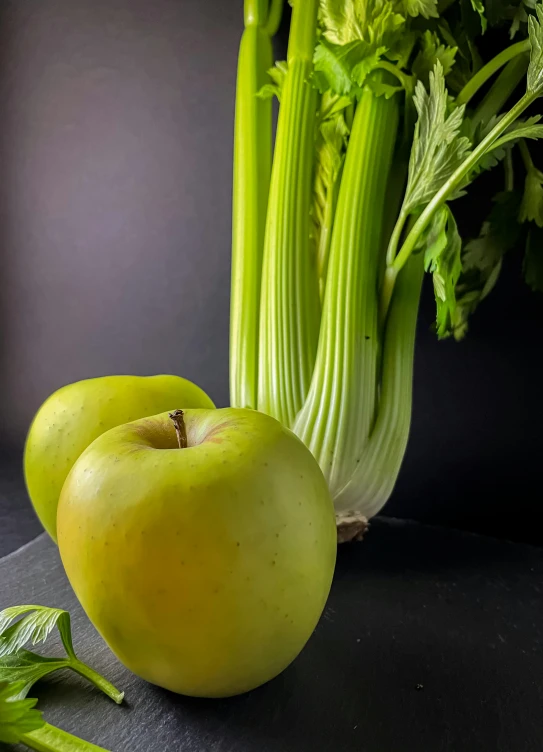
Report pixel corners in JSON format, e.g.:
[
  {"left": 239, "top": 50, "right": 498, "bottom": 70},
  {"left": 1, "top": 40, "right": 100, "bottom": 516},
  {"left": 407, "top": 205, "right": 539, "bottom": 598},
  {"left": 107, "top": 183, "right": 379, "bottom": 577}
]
[
  {"left": 57, "top": 407, "right": 336, "bottom": 698},
  {"left": 24, "top": 375, "right": 215, "bottom": 541}
]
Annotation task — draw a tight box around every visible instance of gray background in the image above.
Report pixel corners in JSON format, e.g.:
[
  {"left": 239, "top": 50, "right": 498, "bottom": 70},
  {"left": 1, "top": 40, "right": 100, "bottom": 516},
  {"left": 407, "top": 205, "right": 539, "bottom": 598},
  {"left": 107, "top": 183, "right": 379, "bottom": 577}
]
[{"left": 0, "top": 0, "right": 542, "bottom": 543}]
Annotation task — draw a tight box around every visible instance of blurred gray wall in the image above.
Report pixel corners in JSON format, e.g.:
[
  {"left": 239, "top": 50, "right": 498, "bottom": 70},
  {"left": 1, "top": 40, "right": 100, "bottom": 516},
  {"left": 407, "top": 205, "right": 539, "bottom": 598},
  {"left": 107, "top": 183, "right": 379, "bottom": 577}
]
[
  {"left": 1, "top": 0, "right": 542, "bottom": 542},
  {"left": 0, "top": 0, "right": 236, "bottom": 442}
]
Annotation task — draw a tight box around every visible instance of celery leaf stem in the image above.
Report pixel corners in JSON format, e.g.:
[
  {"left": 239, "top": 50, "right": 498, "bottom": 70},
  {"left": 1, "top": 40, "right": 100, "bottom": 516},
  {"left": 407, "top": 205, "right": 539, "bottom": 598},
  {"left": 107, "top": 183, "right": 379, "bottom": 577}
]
[
  {"left": 386, "top": 208, "right": 409, "bottom": 267},
  {"left": 22, "top": 723, "right": 110, "bottom": 752},
  {"left": 519, "top": 138, "right": 534, "bottom": 170},
  {"left": 457, "top": 39, "right": 530, "bottom": 106},
  {"left": 69, "top": 660, "right": 123, "bottom": 705},
  {"left": 265, "top": 0, "right": 283, "bottom": 35},
  {"left": 471, "top": 54, "right": 529, "bottom": 132}
]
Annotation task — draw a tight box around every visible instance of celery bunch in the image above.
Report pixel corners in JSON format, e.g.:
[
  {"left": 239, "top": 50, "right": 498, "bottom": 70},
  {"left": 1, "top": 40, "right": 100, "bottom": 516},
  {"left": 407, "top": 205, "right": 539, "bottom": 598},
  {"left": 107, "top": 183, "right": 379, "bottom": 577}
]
[{"left": 230, "top": 0, "right": 543, "bottom": 535}]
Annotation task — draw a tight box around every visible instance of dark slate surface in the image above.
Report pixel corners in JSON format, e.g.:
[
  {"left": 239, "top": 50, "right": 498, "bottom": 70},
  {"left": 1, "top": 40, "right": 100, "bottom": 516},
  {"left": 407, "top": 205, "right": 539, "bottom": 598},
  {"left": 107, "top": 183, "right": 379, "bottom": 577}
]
[{"left": 1, "top": 519, "right": 543, "bottom": 752}]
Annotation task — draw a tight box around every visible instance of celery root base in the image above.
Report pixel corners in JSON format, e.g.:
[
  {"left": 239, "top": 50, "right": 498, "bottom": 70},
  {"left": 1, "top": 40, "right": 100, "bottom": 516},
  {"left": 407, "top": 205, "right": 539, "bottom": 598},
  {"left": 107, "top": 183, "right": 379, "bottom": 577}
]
[{"left": 336, "top": 511, "right": 369, "bottom": 544}]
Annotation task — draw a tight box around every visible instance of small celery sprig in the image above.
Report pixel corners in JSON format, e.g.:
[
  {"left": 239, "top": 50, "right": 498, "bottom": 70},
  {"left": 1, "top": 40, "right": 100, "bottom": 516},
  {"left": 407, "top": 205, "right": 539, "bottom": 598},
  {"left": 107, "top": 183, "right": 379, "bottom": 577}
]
[
  {"left": 0, "top": 681, "right": 43, "bottom": 743},
  {"left": 0, "top": 606, "right": 123, "bottom": 704},
  {"left": 0, "top": 680, "right": 111, "bottom": 752}
]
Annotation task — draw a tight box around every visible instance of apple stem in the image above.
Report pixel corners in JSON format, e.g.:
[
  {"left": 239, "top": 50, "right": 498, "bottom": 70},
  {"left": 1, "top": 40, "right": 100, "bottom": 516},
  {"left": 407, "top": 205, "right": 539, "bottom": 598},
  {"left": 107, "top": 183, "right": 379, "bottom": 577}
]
[{"left": 169, "top": 410, "right": 188, "bottom": 449}]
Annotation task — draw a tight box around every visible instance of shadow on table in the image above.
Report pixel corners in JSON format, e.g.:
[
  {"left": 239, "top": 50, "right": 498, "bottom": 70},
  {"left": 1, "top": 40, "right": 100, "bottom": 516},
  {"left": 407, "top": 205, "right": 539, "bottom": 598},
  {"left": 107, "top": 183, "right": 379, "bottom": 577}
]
[
  {"left": 338, "top": 516, "right": 543, "bottom": 577},
  {"left": 35, "top": 610, "right": 539, "bottom": 752},
  {"left": 6, "top": 518, "right": 543, "bottom": 752}
]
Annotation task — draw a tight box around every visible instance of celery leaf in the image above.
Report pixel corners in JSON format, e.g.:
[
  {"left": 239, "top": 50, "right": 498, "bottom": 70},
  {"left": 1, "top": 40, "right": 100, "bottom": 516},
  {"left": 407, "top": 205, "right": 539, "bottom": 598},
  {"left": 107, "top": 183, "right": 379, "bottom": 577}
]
[
  {"left": 439, "top": 18, "right": 483, "bottom": 92},
  {"left": 403, "top": 62, "right": 471, "bottom": 213},
  {"left": 412, "top": 30, "right": 458, "bottom": 85},
  {"left": 404, "top": 0, "right": 439, "bottom": 19},
  {"left": 510, "top": 0, "right": 538, "bottom": 38},
  {"left": 465, "top": 113, "right": 543, "bottom": 197},
  {"left": 520, "top": 163, "right": 543, "bottom": 225},
  {"left": 483, "top": 114, "right": 543, "bottom": 142},
  {"left": 506, "top": 119, "right": 543, "bottom": 143},
  {"left": 319, "top": 0, "right": 406, "bottom": 45},
  {"left": 485, "top": 0, "right": 523, "bottom": 28},
  {"left": 314, "top": 39, "right": 384, "bottom": 95},
  {"left": 418, "top": 191, "right": 523, "bottom": 340},
  {"left": 469, "top": 0, "right": 488, "bottom": 31},
  {"left": 0, "top": 605, "right": 124, "bottom": 706},
  {"left": 422, "top": 205, "right": 463, "bottom": 338},
  {"left": 387, "top": 30, "right": 417, "bottom": 68},
  {"left": 257, "top": 61, "right": 288, "bottom": 101},
  {"left": 0, "top": 681, "right": 44, "bottom": 744},
  {"left": 464, "top": 193, "right": 522, "bottom": 272},
  {"left": 352, "top": 45, "right": 388, "bottom": 85},
  {"left": 319, "top": 0, "right": 364, "bottom": 45},
  {"left": 366, "top": 78, "right": 405, "bottom": 97},
  {"left": 0, "top": 652, "right": 70, "bottom": 701},
  {"left": 527, "top": 3, "right": 543, "bottom": 95},
  {"left": 473, "top": 117, "right": 543, "bottom": 175},
  {"left": 0, "top": 606, "right": 75, "bottom": 660},
  {"left": 453, "top": 191, "right": 522, "bottom": 338}
]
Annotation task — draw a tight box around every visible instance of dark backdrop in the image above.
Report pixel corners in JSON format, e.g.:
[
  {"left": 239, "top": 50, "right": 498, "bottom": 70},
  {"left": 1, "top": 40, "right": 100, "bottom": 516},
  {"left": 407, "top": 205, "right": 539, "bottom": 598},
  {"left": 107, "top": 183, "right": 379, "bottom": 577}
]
[{"left": 0, "top": 0, "right": 541, "bottom": 544}]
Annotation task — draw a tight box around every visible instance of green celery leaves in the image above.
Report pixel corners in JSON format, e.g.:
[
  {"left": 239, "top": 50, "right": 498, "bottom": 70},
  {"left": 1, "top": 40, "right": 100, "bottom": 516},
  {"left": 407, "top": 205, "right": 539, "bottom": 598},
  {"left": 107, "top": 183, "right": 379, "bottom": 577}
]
[
  {"left": 520, "top": 160, "right": 543, "bottom": 224},
  {"left": 420, "top": 205, "right": 463, "bottom": 337},
  {"left": 257, "top": 61, "right": 288, "bottom": 101},
  {"left": 453, "top": 191, "right": 523, "bottom": 338},
  {"left": 0, "top": 605, "right": 124, "bottom": 705},
  {"left": 0, "top": 652, "right": 71, "bottom": 702},
  {"left": 319, "top": 0, "right": 406, "bottom": 45},
  {"left": 404, "top": 62, "right": 471, "bottom": 213},
  {"left": 0, "top": 681, "right": 44, "bottom": 744},
  {"left": 412, "top": 30, "right": 458, "bottom": 85},
  {"left": 314, "top": 39, "right": 386, "bottom": 95},
  {"left": 0, "top": 606, "right": 75, "bottom": 661}
]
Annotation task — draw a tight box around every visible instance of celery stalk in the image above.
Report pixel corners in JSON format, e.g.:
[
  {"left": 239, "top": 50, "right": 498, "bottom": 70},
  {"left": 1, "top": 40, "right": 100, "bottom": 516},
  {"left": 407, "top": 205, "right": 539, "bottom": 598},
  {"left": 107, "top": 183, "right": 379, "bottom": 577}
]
[
  {"left": 229, "top": 0, "right": 543, "bottom": 527},
  {"left": 294, "top": 88, "right": 400, "bottom": 497},
  {"left": 335, "top": 251, "right": 424, "bottom": 517},
  {"left": 230, "top": 1, "right": 276, "bottom": 409},
  {"left": 257, "top": 0, "right": 321, "bottom": 427},
  {"left": 22, "top": 724, "right": 110, "bottom": 752}
]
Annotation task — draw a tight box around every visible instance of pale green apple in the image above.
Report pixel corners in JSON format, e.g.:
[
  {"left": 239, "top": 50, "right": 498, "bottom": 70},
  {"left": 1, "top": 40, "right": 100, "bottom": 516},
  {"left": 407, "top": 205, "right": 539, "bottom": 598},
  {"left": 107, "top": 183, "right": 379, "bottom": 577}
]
[
  {"left": 57, "top": 407, "right": 336, "bottom": 698},
  {"left": 24, "top": 375, "right": 214, "bottom": 541}
]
